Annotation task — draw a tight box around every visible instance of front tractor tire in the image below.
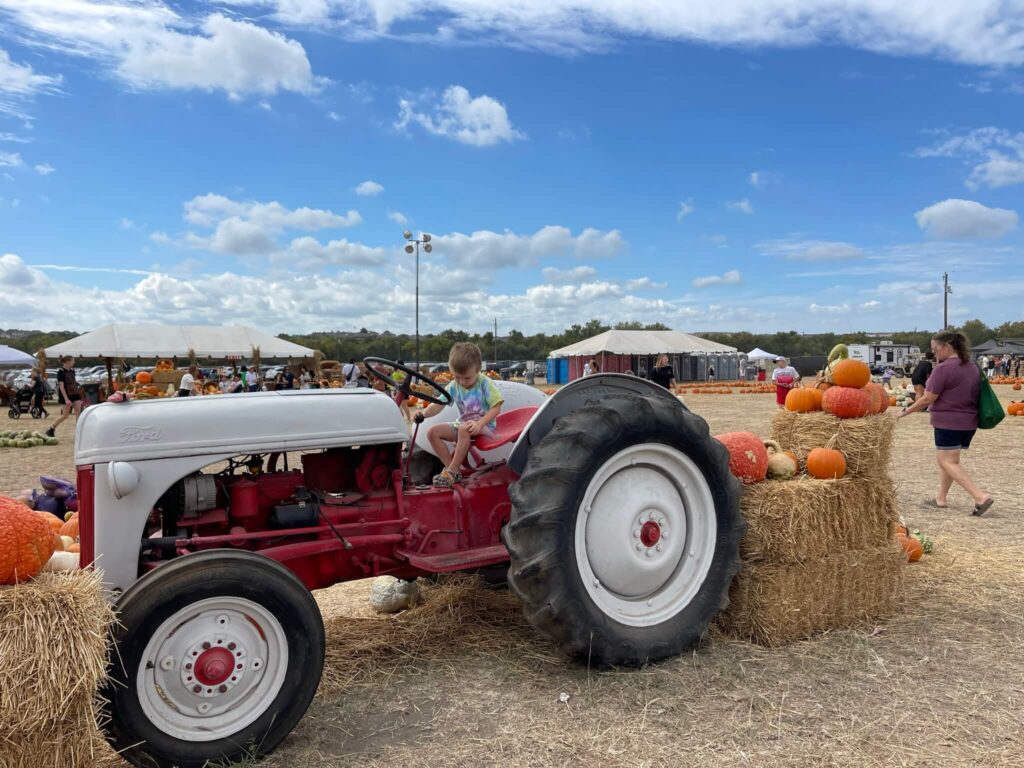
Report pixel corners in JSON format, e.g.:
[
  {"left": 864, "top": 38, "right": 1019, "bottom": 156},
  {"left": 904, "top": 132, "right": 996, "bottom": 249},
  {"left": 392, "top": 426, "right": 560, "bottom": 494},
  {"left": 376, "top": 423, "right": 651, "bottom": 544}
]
[
  {"left": 503, "top": 392, "right": 743, "bottom": 667},
  {"left": 104, "top": 550, "right": 325, "bottom": 768}
]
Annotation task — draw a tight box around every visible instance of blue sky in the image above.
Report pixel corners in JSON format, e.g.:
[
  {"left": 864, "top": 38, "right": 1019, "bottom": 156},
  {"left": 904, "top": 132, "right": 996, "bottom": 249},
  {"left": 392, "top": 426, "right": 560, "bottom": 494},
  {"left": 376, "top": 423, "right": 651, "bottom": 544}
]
[{"left": 0, "top": 0, "right": 1022, "bottom": 335}]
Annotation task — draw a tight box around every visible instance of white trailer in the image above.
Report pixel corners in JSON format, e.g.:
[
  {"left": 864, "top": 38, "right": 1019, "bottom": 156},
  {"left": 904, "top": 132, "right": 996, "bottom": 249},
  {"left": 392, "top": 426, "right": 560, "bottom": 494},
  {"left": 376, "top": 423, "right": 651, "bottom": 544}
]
[{"left": 846, "top": 342, "right": 919, "bottom": 368}]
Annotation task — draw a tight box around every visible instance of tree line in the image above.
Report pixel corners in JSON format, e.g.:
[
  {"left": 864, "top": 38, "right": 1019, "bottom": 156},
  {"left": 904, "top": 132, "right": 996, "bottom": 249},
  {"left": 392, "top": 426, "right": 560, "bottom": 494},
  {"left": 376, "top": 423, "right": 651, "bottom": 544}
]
[{"left": 4, "top": 318, "right": 1021, "bottom": 365}]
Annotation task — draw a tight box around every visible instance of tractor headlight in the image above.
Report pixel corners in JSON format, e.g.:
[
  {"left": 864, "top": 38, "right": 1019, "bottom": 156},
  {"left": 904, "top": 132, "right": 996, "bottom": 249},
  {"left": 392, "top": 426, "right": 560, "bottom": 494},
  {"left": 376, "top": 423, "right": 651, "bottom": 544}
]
[{"left": 108, "top": 461, "right": 140, "bottom": 499}]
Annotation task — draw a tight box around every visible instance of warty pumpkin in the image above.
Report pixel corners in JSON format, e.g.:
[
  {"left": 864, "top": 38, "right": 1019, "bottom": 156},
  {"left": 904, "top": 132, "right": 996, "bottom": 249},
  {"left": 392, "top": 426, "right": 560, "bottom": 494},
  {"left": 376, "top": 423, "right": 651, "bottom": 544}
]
[
  {"left": 1, "top": 495, "right": 57, "bottom": 584},
  {"left": 822, "top": 385, "right": 873, "bottom": 419},
  {"left": 829, "top": 359, "right": 871, "bottom": 389},
  {"left": 806, "top": 447, "right": 847, "bottom": 479},
  {"left": 714, "top": 431, "right": 769, "bottom": 484},
  {"left": 863, "top": 383, "right": 889, "bottom": 414}
]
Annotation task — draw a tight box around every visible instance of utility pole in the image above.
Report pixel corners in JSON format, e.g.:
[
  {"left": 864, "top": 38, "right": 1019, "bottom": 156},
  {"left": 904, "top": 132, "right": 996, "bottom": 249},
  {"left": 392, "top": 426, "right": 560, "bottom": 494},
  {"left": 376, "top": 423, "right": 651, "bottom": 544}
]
[
  {"left": 493, "top": 318, "right": 498, "bottom": 366},
  {"left": 402, "top": 231, "right": 432, "bottom": 371},
  {"left": 943, "top": 272, "right": 952, "bottom": 329}
]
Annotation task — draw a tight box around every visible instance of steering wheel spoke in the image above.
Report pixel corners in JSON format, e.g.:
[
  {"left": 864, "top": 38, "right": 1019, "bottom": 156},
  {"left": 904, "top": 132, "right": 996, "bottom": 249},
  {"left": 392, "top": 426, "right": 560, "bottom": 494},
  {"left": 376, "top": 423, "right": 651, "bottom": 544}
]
[{"left": 363, "top": 357, "right": 452, "bottom": 407}]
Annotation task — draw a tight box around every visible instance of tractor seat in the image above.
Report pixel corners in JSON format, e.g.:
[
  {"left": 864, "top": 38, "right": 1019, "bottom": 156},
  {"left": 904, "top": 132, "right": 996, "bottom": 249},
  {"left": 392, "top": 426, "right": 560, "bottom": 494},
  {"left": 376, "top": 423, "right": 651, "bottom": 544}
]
[{"left": 473, "top": 406, "right": 539, "bottom": 451}]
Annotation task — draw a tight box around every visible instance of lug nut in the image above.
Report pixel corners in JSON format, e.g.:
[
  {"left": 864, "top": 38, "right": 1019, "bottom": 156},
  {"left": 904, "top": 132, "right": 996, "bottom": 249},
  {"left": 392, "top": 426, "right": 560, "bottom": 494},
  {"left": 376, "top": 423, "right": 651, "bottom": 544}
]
[{"left": 160, "top": 656, "right": 175, "bottom": 671}]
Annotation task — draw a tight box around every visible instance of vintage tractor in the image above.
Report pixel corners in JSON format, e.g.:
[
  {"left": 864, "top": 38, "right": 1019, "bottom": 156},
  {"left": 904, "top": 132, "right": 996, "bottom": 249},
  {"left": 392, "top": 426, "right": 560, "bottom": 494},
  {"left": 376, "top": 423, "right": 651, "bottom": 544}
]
[{"left": 73, "top": 360, "right": 742, "bottom": 767}]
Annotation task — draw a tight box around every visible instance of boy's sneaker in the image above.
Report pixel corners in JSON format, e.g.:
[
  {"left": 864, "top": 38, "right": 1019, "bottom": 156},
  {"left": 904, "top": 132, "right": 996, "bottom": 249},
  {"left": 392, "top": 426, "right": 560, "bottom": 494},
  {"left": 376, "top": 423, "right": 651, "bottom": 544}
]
[
  {"left": 432, "top": 468, "right": 462, "bottom": 488},
  {"left": 45, "top": 426, "right": 55, "bottom": 438}
]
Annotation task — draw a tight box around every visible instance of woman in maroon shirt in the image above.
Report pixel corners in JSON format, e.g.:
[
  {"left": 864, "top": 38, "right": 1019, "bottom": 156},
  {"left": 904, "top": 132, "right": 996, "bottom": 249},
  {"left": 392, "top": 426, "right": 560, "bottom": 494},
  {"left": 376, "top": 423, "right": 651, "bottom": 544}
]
[{"left": 898, "top": 331, "right": 993, "bottom": 515}]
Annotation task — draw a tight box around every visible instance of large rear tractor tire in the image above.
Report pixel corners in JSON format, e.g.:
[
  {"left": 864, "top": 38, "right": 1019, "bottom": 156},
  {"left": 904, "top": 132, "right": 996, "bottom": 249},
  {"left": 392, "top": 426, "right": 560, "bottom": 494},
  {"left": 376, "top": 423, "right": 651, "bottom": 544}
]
[
  {"left": 103, "top": 550, "right": 324, "bottom": 768},
  {"left": 503, "top": 392, "right": 743, "bottom": 667}
]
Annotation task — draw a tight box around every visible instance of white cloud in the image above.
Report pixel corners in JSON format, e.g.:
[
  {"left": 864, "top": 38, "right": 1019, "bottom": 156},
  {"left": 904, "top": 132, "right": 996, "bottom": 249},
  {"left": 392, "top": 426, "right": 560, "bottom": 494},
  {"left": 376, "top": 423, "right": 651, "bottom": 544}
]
[
  {"left": 150, "top": 231, "right": 170, "bottom": 244},
  {"left": 34, "top": 162, "right": 55, "bottom": 175},
  {"left": 182, "top": 194, "right": 362, "bottom": 256},
  {"left": 355, "top": 180, "right": 384, "bottom": 196},
  {"left": 759, "top": 238, "right": 866, "bottom": 261},
  {"left": 120, "top": 218, "right": 136, "bottom": 230},
  {"left": 0, "top": 133, "right": 30, "bottom": 143},
  {"left": 748, "top": 171, "right": 763, "bottom": 187},
  {"left": 0, "top": 253, "right": 48, "bottom": 288},
  {"left": 676, "top": 199, "right": 694, "bottom": 221},
  {"left": 1, "top": 5, "right": 321, "bottom": 100},
  {"left": 257, "top": 99, "right": 272, "bottom": 111},
  {"left": 327, "top": 110, "right": 341, "bottom": 121},
  {"left": 0, "top": 151, "right": 23, "bottom": 167},
  {"left": 0, "top": 47, "right": 62, "bottom": 117},
  {"left": 333, "top": 1, "right": 1024, "bottom": 66},
  {"left": 914, "top": 127, "right": 1024, "bottom": 189},
  {"left": 387, "top": 210, "right": 409, "bottom": 227},
  {"left": 727, "top": 198, "right": 754, "bottom": 214},
  {"left": 693, "top": 269, "right": 741, "bottom": 288},
  {"left": 542, "top": 265, "right": 598, "bottom": 283},
  {"left": 914, "top": 199, "right": 1018, "bottom": 240},
  {"left": 436, "top": 225, "right": 625, "bottom": 268},
  {"left": 396, "top": 85, "right": 525, "bottom": 147}
]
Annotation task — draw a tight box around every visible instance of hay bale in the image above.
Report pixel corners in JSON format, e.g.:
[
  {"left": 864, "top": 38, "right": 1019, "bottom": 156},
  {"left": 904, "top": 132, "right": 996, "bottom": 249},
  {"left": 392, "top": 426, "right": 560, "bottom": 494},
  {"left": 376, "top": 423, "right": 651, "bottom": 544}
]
[
  {"left": 740, "top": 477, "right": 899, "bottom": 564},
  {"left": 718, "top": 545, "right": 906, "bottom": 647},
  {"left": 771, "top": 410, "right": 895, "bottom": 479},
  {"left": 0, "top": 571, "right": 114, "bottom": 768}
]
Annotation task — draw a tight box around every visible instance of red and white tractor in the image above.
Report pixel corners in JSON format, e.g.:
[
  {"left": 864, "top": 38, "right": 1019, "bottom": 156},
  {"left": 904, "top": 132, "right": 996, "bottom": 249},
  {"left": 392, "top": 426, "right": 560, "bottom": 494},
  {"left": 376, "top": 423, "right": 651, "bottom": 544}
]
[{"left": 73, "top": 360, "right": 742, "bottom": 767}]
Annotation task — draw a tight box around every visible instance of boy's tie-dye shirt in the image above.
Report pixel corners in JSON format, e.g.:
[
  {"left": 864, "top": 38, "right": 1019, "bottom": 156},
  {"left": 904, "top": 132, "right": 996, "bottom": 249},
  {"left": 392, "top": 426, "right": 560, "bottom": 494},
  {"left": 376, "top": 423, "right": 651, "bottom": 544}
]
[{"left": 446, "top": 373, "right": 505, "bottom": 430}]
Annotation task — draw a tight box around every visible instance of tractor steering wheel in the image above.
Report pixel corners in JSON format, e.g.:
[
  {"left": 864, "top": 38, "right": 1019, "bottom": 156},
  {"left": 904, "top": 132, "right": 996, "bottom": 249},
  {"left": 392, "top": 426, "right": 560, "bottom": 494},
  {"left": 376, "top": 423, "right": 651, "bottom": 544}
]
[{"left": 363, "top": 357, "right": 452, "bottom": 407}]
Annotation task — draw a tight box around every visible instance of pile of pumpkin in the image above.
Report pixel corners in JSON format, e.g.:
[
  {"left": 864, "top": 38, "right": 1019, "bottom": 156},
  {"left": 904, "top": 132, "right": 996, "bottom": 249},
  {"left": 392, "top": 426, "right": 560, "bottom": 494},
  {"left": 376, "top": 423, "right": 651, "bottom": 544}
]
[
  {"left": 715, "top": 433, "right": 846, "bottom": 482},
  {"left": 0, "top": 429, "right": 58, "bottom": 448},
  {"left": 783, "top": 345, "right": 889, "bottom": 417},
  {"left": 1006, "top": 402, "right": 1024, "bottom": 418},
  {"left": 0, "top": 495, "right": 80, "bottom": 585}
]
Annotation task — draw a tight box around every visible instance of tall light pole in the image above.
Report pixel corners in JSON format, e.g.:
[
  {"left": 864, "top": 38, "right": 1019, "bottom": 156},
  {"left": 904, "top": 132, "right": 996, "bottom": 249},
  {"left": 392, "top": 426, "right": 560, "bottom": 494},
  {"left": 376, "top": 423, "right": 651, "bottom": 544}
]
[
  {"left": 943, "top": 272, "right": 952, "bottom": 329},
  {"left": 403, "top": 230, "right": 432, "bottom": 371}
]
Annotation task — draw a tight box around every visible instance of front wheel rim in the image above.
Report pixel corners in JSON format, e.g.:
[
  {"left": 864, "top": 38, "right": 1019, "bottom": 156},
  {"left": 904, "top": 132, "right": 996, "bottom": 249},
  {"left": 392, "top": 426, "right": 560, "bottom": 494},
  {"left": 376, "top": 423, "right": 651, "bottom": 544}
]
[
  {"left": 574, "top": 443, "right": 717, "bottom": 628},
  {"left": 136, "top": 597, "right": 288, "bottom": 742}
]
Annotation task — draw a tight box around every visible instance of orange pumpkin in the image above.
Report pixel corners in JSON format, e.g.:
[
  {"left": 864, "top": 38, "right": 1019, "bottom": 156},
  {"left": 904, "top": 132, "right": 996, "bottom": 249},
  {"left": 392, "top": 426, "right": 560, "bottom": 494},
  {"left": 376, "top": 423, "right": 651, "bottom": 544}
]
[
  {"left": 806, "top": 447, "right": 847, "bottom": 479},
  {"left": 889, "top": 396, "right": 898, "bottom": 406},
  {"left": 898, "top": 533, "right": 923, "bottom": 562},
  {"left": 1014, "top": 383, "right": 1022, "bottom": 391},
  {"left": 822, "top": 386, "right": 873, "bottom": 419},
  {"left": 714, "top": 432, "right": 769, "bottom": 484},
  {"left": 1, "top": 495, "right": 57, "bottom": 584},
  {"left": 36, "top": 511, "right": 64, "bottom": 533},
  {"left": 829, "top": 359, "right": 871, "bottom": 389},
  {"left": 785, "top": 387, "right": 823, "bottom": 413},
  {"left": 60, "top": 513, "right": 79, "bottom": 539},
  {"left": 815, "top": 379, "right": 832, "bottom": 392},
  {"left": 135, "top": 370, "right": 153, "bottom": 384},
  {"left": 1008, "top": 402, "right": 1023, "bottom": 416},
  {"left": 863, "top": 383, "right": 888, "bottom": 414},
  {"left": 66, "top": 542, "right": 81, "bottom": 553}
]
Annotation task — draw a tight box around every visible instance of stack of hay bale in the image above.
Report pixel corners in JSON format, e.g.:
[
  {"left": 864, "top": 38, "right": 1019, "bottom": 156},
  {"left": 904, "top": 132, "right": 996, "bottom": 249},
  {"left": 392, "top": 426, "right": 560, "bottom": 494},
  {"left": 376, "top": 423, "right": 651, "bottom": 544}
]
[
  {"left": 718, "top": 411, "right": 905, "bottom": 646},
  {"left": 0, "top": 571, "right": 115, "bottom": 768}
]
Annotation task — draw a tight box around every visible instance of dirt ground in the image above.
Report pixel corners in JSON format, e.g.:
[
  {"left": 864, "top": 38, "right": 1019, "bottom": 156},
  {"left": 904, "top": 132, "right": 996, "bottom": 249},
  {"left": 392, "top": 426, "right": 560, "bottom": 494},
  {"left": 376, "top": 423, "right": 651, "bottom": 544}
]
[{"left": 2, "top": 387, "right": 1023, "bottom": 768}]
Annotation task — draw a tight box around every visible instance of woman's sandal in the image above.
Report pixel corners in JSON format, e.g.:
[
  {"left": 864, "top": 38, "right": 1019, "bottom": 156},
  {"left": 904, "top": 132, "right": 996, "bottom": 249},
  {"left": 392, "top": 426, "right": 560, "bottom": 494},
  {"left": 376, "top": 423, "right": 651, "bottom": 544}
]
[{"left": 972, "top": 497, "right": 994, "bottom": 516}]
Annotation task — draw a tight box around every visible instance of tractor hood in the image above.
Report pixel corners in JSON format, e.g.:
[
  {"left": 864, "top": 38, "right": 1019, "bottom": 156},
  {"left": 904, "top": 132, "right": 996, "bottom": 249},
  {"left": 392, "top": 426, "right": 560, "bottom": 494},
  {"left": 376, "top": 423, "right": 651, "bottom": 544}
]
[{"left": 74, "top": 389, "right": 409, "bottom": 465}]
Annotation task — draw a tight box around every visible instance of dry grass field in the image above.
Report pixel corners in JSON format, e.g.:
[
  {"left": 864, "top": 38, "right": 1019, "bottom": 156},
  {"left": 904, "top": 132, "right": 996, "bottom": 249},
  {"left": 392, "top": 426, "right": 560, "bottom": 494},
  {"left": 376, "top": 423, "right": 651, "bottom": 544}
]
[{"left": 2, "top": 386, "right": 1022, "bottom": 768}]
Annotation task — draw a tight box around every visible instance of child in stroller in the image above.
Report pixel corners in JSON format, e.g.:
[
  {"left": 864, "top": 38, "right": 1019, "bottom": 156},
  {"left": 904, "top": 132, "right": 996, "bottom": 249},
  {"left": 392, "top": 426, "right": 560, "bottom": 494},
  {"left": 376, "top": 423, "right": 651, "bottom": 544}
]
[{"left": 8, "top": 383, "right": 47, "bottom": 420}]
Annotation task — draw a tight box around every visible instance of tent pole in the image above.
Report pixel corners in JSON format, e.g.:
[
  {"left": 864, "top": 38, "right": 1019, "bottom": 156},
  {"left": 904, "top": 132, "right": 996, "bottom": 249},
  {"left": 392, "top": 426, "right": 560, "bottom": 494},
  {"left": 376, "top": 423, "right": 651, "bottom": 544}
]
[{"left": 105, "top": 357, "right": 113, "bottom": 391}]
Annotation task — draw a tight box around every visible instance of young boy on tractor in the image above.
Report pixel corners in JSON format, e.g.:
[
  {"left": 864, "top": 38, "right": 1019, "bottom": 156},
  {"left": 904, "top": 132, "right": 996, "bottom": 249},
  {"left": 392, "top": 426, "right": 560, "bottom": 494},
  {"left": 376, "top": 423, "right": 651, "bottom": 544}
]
[{"left": 416, "top": 342, "right": 504, "bottom": 488}]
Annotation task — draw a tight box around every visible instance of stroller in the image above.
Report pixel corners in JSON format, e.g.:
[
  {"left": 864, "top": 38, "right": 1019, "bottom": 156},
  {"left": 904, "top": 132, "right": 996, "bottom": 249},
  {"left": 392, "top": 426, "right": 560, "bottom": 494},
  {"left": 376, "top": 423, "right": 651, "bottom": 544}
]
[{"left": 8, "top": 385, "right": 46, "bottom": 420}]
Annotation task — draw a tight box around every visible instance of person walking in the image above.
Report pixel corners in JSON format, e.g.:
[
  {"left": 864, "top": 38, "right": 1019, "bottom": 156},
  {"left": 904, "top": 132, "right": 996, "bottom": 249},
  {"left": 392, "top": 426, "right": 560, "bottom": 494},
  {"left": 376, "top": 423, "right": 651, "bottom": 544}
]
[
  {"left": 911, "top": 351, "right": 934, "bottom": 401},
  {"left": 649, "top": 354, "right": 676, "bottom": 390},
  {"left": 30, "top": 369, "right": 48, "bottom": 419},
  {"left": 898, "top": 331, "right": 993, "bottom": 516},
  {"left": 707, "top": 363, "right": 716, "bottom": 382},
  {"left": 771, "top": 357, "right": 800, "bottom": 409},
  {"left": 986, "top": 355, "right": 996, "bottom": 380},
  {"left": 46, "top": 356, "right": 82, "bottom": 437}
]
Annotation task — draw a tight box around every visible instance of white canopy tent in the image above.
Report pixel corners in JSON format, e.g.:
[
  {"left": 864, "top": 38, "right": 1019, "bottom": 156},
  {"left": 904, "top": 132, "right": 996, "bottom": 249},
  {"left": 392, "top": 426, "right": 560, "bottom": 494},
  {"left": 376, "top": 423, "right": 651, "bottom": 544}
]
[
  {"left": 549, "top": 330, "right": 737, "bottom": 358},
  {"left": 45, "top": 324, "right": 314, "bottom": 359},
  {"left": 0, "top": 344, "right": 37, "bottom": 368},
  {"left": 746, "top": 347, "right": 779, "bottom": 362}
]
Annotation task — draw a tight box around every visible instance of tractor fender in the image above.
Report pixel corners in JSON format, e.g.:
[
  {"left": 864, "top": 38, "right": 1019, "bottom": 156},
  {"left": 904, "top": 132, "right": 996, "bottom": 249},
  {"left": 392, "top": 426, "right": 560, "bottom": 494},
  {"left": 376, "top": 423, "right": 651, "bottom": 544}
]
[{"left": 508, "top": 373, "right": 683, "bottom": 476}]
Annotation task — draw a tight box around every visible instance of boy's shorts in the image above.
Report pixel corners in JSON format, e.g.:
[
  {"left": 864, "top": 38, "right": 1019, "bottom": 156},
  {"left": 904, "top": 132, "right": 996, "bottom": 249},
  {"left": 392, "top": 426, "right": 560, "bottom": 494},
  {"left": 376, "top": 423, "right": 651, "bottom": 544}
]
[{"left": 451, "top": 421, "right": 496, "bottom": 439}]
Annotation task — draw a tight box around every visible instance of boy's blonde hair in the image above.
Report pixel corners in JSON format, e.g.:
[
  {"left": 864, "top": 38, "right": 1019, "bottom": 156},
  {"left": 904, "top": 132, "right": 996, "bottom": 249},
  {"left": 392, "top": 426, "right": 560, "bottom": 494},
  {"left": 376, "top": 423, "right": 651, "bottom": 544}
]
[{"left": 449, "top": 342, "right": 483, "bottom": 374}]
